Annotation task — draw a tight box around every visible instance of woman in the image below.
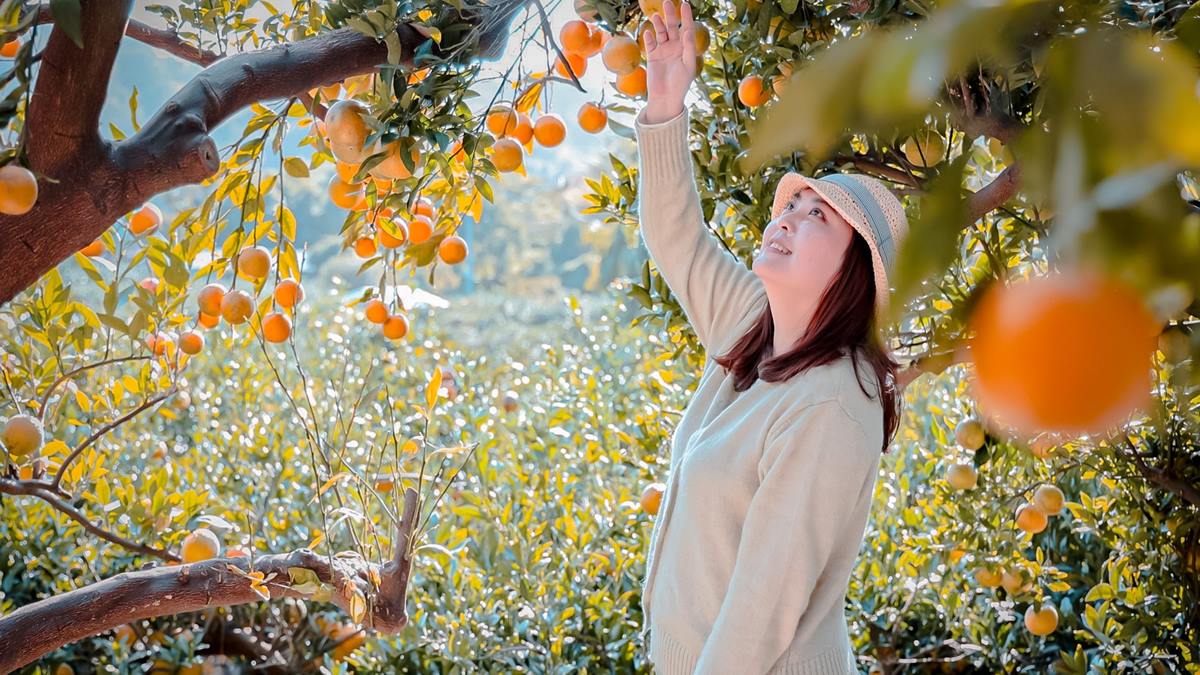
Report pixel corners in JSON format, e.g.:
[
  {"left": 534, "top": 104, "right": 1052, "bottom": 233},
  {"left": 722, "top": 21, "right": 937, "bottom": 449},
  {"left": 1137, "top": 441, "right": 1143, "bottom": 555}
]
[{"left": 633, "top": 1, "right": 910, "bottom": 673}]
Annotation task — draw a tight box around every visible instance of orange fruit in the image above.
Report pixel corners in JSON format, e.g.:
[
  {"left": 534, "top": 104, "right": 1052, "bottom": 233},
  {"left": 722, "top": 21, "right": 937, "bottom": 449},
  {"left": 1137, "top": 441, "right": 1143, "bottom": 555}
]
[
  {"left": 1032, "top": 484, "right": 1065, "bottom": 516},
  {"left": 512, "top": 112, "right": 534, "bottom": 144},
  {"left": 364, "top": 299, "right": 389, "bottom": 324},
  {"left": 377, "top": 221, "right": 408, "bottom": 249},
  {"left": 0, "top": 164, "right": 38, "bottom": 215},
  {"left": 578, "top": 103, "right": 608, "bottom": 133},
  {"left": 408, "top": 215, "right": 434, "bottom": 244},
  {"left": 533, "top": 114, "right": 567, "bottom": 147},
  {"left": 945, "top": 463, "right": 977, "bottom": 490},
  {"left": 693, "top": 24, "right": 711, "bottom": 53},
  {"left": 636, "top": 19, "right": 654, "bottom": 51},
  {"left": 383, "top": 313, "right": 409, "bottom": 340},
  {"left": 1015, "top": 503, "right": 1048, "bottom": 534},
  {"left": 577, "top": 25, "right": 604, "bottom": 57},
  {"left": 615, "top": 65, "right": 647, "bottom": 97},
  {"left": 178, "top": 330, "right": 204, "bottom": 355},
  {"left": 197, "top": 283, "right": 227, "bottom": 316},
  {"left": 0, "top": 39, "right": 18, "bottom": 58},
  {"left": 336, "top": 161, "right": 363, "bottom": 183},
  {"left": 353, "top": 236, "right": 377, "bottom": 259},
  {"left": 237, "top": 245, "right": 271, "bottom": 279},
  {"left": 448, "top": 137, "right": 467, "bottom": 163},
  {"left": 555, "top": 52, "right": 587, "bottom": 79},
  {"left": 560, "top": 20, "right": 593, "bottom": 53},
  {"left": 325, "top": 99, "right": 372, "bottom": 163},
  {"left": 261, "top": 312, "right": 292, "bottom": 343},
  {"left": 274, "top": 279, "right": 305, "bottom": 308},
  {"left": 966, "top": 268, "right": 1158, "bottom": 439},
  {"left": 220, "top": 289, "right": 254, "bottom": 325},
  {"left": 438, "top": 235, "right": 468, "bottom": 264},
  {"left": 491, "top": 137, "right": 524, "bottom": 172},
  {"left": 640, "top": 482, "right": 665, "bottom": 515},
  {"left": 413, "top": 197, "right": 437, "bottom": 219},
  {"left": 129, "top": 203, "right": 163, "bottom": 235},
  {"left": 737, "top": 75, "right": 771, "bottom": 107},
  {"left": 198, "top": 312, "right": 220, "bottom": 329},
  {"left": 973, "top": 567, "right": 1003, "bottom": 588},
  {"left": 373, "top": 176, "right": 393, "bottom": 193},
  {"left": 1024, "top": 603, "right": 1058, "bottom": 636},
  {"left": 601, "top": 34, "right": 640, "bottom": 75},
  {"left": 486, "top": 105, "right": 519, "bottom": 137},
  {"left": 638, "top": 0, "right": 664, "bottom": 15},
  {"left": 138, "top": 277, "right": 159, "bottom": 293},
  {"left": 226, "top": 546, "right": 250, "bottom": 558},
  {"left": 328, "top": 176, "right": 367, "bottom": 210},
  {"left": 80, "top": 240, "right": 105, "bottom": 257},
  {"left": 181, "top": 527, "right": 221, "bottom": 563},
  {"left": 368, "top": 140, "right": 421, "bottom": 180},
  {"left": 146, "top": 332, "right": 174, "bottom": 357}
]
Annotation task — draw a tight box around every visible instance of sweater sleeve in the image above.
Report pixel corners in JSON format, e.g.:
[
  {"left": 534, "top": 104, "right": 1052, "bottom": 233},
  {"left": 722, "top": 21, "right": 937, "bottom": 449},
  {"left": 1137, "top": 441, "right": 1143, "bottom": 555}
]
[
  {"left": 693, "top": 399, "right": 881, "bottom": 675},
  {"left": 633, "top": 106, "right": 766, "bottom": 354}
]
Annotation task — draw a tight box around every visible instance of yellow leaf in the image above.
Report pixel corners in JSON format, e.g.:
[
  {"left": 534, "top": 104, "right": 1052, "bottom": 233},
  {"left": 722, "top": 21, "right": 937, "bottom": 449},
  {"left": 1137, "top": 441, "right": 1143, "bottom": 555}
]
[
  {"left": 42, "top": 440, "right": 69, "bottom": 458},
  {"left": 425, "top": 367, "right": 441, "bottom": 412},
  {"left": 311, "top": 472, "right": 349, "bottom": 503},
  {"left": 73, "top": 389, "right": 90, "bottom": 413},
  {"left": 308, "top": 530, "right": 326, "bottom": 550}
]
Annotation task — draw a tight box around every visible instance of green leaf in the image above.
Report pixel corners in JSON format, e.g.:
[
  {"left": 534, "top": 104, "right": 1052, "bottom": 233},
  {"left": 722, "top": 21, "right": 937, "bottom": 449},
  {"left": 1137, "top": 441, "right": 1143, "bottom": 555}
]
[{"left": 50, "top": 0, "right": 84, "bottom": 48}]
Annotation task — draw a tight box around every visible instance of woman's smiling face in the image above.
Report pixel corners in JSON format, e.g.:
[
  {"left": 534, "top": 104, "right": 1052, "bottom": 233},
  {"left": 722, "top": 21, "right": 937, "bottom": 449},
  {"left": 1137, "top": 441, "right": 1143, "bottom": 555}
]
[{"left": 752, "top": 186, "right": 857, "bottom": 297}]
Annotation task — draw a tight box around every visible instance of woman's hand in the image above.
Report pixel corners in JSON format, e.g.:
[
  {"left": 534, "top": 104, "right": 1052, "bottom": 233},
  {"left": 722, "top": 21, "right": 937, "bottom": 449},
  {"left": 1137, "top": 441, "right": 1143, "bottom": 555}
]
[{"left": 640, "top": 0, "right": 697, "bottom": 124}]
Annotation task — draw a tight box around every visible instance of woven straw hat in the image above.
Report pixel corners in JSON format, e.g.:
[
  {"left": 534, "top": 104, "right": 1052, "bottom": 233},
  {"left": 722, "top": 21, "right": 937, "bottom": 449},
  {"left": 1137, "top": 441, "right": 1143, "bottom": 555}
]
[{"left": 770, "top": 171, "right": 909, "bottom": 320}]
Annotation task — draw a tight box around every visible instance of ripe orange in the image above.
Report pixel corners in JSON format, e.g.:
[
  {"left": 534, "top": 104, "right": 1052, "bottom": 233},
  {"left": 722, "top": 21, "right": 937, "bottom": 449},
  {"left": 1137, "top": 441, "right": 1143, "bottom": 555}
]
[
  {"left": 973, "top": 567, "right": 1003, "bottom": 588},
  {"left": 0, "top": 39, "right": 18, "bottom": 58},
  {"left": 373, "top": 176, "right": 393, "bottom": 194},
  {"left": 1015, "top": 503, "right": 1048, "bottom": 534},
  {"left": 377, "top": 221, "right": 408, "bottom": 249},
  {"left": 146, "top": 331, "right": 175, "bottom": 357},
  {"left": 737, "top": 75, "right": 771, "bottom": 107},
  {"left": 368, "top": 140, "right": 421, "bottom": 181},
  {"left": 945, "top": 463, "right": 977, "bottom": 490},
  {"left": 640, "top": 482, "right": 665, "bottom": 515},
  {"left": 364, "top": 299, "right": 389, "bottom": 324},
  {"left": 1024, "top": 603, "right": 1058, "bottom": 636},
  {"left": 486, "top": 105, "right": 519, "bottom": 137},
  {"left": 555, "top": 52, "right": 587, "bottom": 79},
  {"left": 966, "top": 268, "right": 1159, "bottom": 439},
  {"left": 178, "top": 330, "right": 204, "bottom": 355},
  {"left": 325, "top": 99, "right": 372, "bottom": 163},
  {"left": 1032, "top": 484, "right": 1065, "bottom": 516},
  {"left": 616, "top": 65, "right": 647, "bottom": 97},
  {"left": 328, "top": 176, "right": 367, "bottom": 210},
  {"left": 438, "top": 235, "right": 468, "bottom": 264},
  {"left": 80, "top": 240, "right": 105, "bottom": 257},
  {"left": 220, "top": 289, "right": 254, "bottom": 325},
  {"left": 0, "top": 164, "right": 38, "bottom": 215},
  {"left": 512, "top": 112, "right": 534, "bottom": 144},
  {"left": 408, "top": 215, "right": 434, "bottom": 244},
  {"left": 693, "top": 23, "right": 711, "bottom": 53},
  {"left": 578, "top": 103, "right": 608, "bottom": 133},
  {"left": 491, "top": 137, "right": 524, "bottom": 172},
  {"left": 413, "top": 197, "right": 437, "bottom": 219},
  {"left": 274, "top": 279, "right": 305, "bottom": 308},
  {"left": 353, "top": 236, "right": 378, "bottom": 259},
  {"left": 336, "top": 161, "right": 362, "bottom": 183},
  {"left": 237, "top": 245, "right": 271, "bottom": 279},
  {"left": 129, "top": 203, "right": 163, "bottom": 235},
  {"left": 383, "top": 313, "right": 409, "bottom": 340},
  {"left": 578, "top": 25, "right": 604, "bottom": 57},
  {"left": 601, "top": 34, "right": 640, "bottom": 75},
  {"left": 560, "top": 20, "right": 593, "bottom": 53},
  {"left": 638, "top": 0, "right": 664, "bottom": 15},
  {"left": 181, "top": 527, "right": 221, "bottom": 563},
  {"left": 198, "top": 312, "right": 220, "bottom": 329},
  {"left": 197, "top": 283, "right": 227, "bottom": 316},
  {"left": 533, "top": 114, "right": 567, "bottom": 147},
  {"left": 261, "top": 312, "right": 292, "bottom": 343}
]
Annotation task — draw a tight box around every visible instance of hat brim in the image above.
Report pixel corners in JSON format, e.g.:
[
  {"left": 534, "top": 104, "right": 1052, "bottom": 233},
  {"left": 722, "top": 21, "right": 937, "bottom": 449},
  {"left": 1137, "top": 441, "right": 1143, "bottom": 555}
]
[{"left": 771, "top": 172, "right": 893, "bottom": 320}]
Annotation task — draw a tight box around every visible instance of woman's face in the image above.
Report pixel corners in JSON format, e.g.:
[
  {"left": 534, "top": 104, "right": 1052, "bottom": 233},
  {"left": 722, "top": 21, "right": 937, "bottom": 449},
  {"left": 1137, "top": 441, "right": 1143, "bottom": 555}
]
[{"left": 752, "top": 186, "right": 856, "bottom": 297}]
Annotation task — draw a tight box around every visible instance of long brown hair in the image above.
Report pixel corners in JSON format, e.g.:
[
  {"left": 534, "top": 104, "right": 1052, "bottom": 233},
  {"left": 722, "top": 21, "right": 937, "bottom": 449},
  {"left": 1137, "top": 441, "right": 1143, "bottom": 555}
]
[{"left": 713, "top": 232, "right": 901, "bottom": 454}]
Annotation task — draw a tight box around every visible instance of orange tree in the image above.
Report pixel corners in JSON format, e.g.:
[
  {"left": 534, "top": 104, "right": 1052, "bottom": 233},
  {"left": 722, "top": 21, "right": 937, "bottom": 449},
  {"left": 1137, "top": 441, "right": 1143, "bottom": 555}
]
[
  {"left": 2, "top": 0, "right": 1200, "bottom": 671},
  {"left": 581, "top": 0, "right": 1200, "bottom": 671}
]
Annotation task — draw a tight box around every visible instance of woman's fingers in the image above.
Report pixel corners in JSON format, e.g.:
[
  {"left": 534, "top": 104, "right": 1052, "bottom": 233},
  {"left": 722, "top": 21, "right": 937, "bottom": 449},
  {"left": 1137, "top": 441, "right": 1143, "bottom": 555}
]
[
  {"left": 678, "top": 2, "right": 696, "bottom": 63},
  {"left": 642, "top": 26, "right": 658, "bottom": 53},
  {"left": 662, "top": 0, "right": 680, "bottom": 44}
]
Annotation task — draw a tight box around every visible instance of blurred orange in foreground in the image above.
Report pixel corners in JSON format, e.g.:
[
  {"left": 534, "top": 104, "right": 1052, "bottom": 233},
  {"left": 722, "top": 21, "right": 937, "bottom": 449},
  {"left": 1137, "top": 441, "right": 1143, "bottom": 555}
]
[{"left": 966, "top": 267, "right": 1159, "bottom": 440}]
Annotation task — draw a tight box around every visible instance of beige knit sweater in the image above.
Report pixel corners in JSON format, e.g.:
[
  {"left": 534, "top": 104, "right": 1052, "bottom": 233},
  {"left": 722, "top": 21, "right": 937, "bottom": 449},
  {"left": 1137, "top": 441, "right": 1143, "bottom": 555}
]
[{"left": 633, "top": 105, "right": 885, "bottom": 675}]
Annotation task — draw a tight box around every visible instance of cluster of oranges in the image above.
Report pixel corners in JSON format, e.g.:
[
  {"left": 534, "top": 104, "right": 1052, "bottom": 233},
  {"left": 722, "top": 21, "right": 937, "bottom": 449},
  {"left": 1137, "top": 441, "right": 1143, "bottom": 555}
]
[{"left": 482, "top": 105, "right": 568, "bottom": 174}]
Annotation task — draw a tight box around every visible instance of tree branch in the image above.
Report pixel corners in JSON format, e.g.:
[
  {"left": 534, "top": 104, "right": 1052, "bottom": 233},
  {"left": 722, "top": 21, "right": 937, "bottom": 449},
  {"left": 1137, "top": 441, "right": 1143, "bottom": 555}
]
[
  {"left": 23, "top": 3, "right": 221, "bottom": 66},
  {"left": 0, "top": 487, "right": 420, "bottom": 671},
  {"left": 0, "top": 477, "right": 178, "bottom": 562},
  {"left": 966, "top": 163, "right": 1022, "bottom": 223},
  {"left": 24, "top": 0, "right": 132, "bottom": 175}
]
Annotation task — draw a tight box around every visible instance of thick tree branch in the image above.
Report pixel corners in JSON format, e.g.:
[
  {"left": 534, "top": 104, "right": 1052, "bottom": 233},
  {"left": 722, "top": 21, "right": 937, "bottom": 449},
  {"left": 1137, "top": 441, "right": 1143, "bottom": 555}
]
[
  {"left": 1124, "top": 435, "right": 1200, "bottom": 508},
  {"left": 0, "top": 0, "right": 530, "bottom": 307},
  {"left": 0, "top": 487, "right": 419, "bottom": 671},
  {"left": 966, "top": 163, "right": 1022, "bottom": 224},
  {"left": 24, "top": 0, "right": 132, "bottom": 175}
]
